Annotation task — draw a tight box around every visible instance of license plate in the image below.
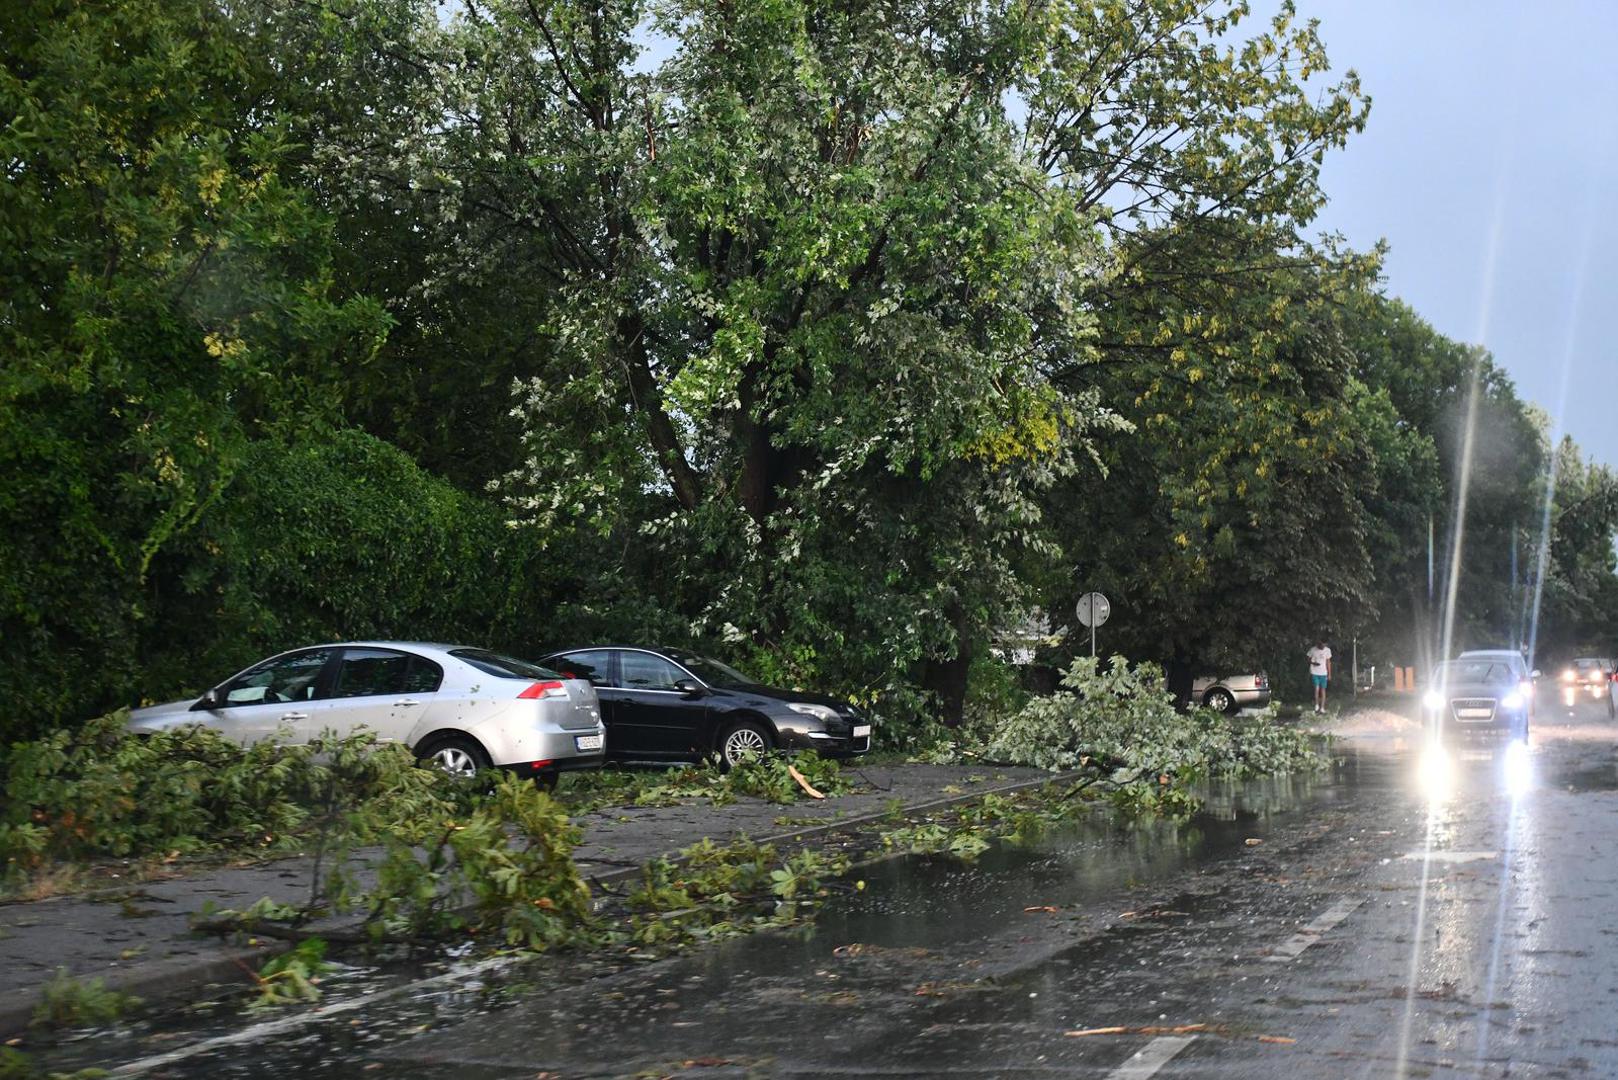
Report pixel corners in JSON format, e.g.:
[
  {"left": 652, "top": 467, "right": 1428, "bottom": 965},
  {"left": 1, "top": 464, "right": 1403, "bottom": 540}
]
[
  {"left": 852, "top": 724, "right": 871, "bottom": 738},
  {"left": 574, "top": 734, "right": 603, "bottom": 751},
  {"left": 1457, "top": 709, "right": 1492, "bottom": 719}
]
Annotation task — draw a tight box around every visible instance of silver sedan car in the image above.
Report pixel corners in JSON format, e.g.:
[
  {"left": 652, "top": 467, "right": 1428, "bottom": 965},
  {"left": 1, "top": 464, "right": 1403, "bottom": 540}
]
[
  {"left": 126, "top": 642, "right": 605, "bottom": 784},
  {"left": 1191, "top": 672, "right": 1271, "bottom": 714}
]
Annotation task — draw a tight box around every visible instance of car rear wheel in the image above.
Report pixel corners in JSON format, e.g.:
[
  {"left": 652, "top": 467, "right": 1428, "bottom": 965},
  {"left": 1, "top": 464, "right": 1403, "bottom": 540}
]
[
  {"left": 417, "top": 735, "right": 491, "bottom": 779},
  {"left": 718, "top": 720, "right": 772, "bottom": 771},
  {"left": 1205, "top": 687, "right": 1236, "bottom": 714}
]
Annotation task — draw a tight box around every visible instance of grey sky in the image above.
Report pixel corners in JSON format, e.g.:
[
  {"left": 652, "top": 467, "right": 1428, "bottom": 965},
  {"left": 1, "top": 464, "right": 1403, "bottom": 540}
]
[{"left": 1303, "top": 0, "right": 1618, "bottom": 468}]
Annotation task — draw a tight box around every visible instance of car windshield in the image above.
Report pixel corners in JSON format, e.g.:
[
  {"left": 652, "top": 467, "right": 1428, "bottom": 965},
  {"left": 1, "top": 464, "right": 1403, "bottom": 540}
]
[
  {"left": 449, "top": 649, "right": 562, "bottom": 681},
  {"left": 1436, "top": 661, "right": 1516, "bottom": 686},
  {"left": 672, "top": 654, "right": 756, "bottom": 690},
  {"left": 1573, "top": 659, "right": 1603, "bottom": 671}
]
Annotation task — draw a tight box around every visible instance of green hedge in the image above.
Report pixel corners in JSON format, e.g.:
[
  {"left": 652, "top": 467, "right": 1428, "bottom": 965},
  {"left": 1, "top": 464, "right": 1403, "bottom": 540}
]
[{"left": 2, "top": 429, "right": 560, "bottom": 739}]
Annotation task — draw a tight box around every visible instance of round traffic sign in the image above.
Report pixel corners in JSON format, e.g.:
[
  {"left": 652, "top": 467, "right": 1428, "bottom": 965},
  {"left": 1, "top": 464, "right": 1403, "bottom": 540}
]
[{"left": 1076, "top": 591, "right": 1110, "bottom": 628}]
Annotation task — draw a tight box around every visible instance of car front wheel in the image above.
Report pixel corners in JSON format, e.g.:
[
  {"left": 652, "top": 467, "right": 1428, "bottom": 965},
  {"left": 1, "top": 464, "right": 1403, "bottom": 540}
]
[
  {"left": 1205, "top": 687, "right": 1236, "bottom": 714},
  {"left": 718, "top": 721, "right": 772, "bottom": 770}
]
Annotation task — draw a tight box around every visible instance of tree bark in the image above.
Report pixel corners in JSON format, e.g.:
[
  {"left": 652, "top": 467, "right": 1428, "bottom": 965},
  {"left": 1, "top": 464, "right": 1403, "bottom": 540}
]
[
  {"left": 923, "top": 605, "right": 976, "bottom": 728},
  {"left": 619, "top": 313, "right": 701, "bottom": 511},
  {"left": 1165, "top": 654, "right": 1195, "bottom": 712}
]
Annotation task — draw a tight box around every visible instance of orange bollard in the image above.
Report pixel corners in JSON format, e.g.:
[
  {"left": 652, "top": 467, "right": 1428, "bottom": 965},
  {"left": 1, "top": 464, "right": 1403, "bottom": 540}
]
[
  {"left": 1394, "top": 667, "right": 1406, "bottom": 692},
  {"left": 1405, "top": 666, "right": 1416, "bottom": 689}
]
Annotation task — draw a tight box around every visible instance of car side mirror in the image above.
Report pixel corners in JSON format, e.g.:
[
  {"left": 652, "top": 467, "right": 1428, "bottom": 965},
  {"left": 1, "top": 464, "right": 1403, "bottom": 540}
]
[
  {"left": 194, "top": 687, "right": 223, "bottom": 711},
  {"left": 1530, "top": 669, "right": 1542, "bottom": 679},
  {"left": 674, "top": 678, "right": 706, "bottom": 696}
]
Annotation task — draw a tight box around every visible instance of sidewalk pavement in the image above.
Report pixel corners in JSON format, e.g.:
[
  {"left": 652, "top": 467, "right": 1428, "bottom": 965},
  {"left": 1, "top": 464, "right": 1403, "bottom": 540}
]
[{"left": 0, "top": 762, "right": 1070, "bottom": 1036}]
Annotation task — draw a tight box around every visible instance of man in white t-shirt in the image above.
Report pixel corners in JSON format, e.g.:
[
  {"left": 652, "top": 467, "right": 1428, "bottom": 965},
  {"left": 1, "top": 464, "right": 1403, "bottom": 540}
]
[{"left": 1307, "top": 639, "right": 1333, "bottom": 714}]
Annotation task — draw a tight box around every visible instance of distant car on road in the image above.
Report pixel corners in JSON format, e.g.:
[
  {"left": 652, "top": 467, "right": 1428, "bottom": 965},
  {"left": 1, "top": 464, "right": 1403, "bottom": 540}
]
[
  {"left": 1424, "top": 658, "right": 1532, "bottom": 740},
  {"left": 1561, "top": 656, "right": 1615, "bottom": 692},
  {"left": 126, "top": 643, "right": 606, "bottom": 785},
  {"left": 538, "top": 646, "right": 873, "bottom": 768},
  {"left": 1560, "top": 656, "right": 1616, "bottom": 716},
  {"left": 1191, "top": 672, "right": 1270, "bottom": 714}
]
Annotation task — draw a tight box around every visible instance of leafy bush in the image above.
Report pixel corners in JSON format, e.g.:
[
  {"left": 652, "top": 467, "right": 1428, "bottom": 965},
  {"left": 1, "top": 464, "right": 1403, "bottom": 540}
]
[
  {"left": 363, "top": 772, "right": 592, "bottom": 949},
  {"left": 3, "top": 428, "right": 572, "bottom": 743},
  {"left": 0, "top": 713, "right": 463, "bottom": 890},
  {"left": 985, "top": 656, "right": 1324, "bottom": 795}
]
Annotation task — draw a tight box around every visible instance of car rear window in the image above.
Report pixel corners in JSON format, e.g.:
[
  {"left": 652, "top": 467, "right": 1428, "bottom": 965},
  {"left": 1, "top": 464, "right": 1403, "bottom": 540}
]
[{"left": 449, "top": 649, "right": 562, "bottom": 681}]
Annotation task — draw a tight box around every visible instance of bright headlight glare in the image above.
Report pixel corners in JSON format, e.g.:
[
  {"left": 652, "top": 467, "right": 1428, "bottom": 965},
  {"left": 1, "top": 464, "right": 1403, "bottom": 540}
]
[
  {"left": 787, "top": 702, "right": 838, "bottom": 723},
  {"left": 1422, "top": 690, "right": 1445, "bottom": 711},
  {"left": 1503, "top": 739, "right": 1532, "bottom": 798},
  {"left": 1501, "top": 691, "right": 1525, "bottom": 710},
  {"left": 1417, "top": 742, "right": 1454, "bottom": 803}
]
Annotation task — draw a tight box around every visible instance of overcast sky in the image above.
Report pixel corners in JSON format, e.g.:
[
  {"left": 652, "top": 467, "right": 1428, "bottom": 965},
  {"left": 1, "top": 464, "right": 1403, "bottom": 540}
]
[{"left": 1301, "top": 0, "right": 1618, "bottom": 468}]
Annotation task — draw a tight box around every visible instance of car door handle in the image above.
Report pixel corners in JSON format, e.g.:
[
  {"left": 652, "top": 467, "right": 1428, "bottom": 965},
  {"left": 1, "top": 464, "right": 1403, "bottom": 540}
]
[
  {"left": 393, "top": 699, "right": 420, "bottom": 707},
  {"left": 280, "top": 712, "right": 309, "bottom": 721}
]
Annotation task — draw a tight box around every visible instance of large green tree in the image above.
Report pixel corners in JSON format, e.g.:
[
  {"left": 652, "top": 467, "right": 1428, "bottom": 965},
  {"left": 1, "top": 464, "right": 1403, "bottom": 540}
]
[
  {"left": 294, "top": 0, "right": 1365, "bottom": 722},
  {"left": 0, "top": 0, "right": 386, "bottom": 725}
]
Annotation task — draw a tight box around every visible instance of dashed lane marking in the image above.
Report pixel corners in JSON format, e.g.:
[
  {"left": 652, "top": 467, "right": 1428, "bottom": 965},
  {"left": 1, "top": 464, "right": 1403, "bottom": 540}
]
[
  {"left": 1105, "top": 1035, "right": 1196, "bottom": 1079},
  {"left": 1400, "top": 850, "right": 1497, "bottom": 864},
  {"left": 1264, "top": 896, "right": 1365, "bottom": 963}
]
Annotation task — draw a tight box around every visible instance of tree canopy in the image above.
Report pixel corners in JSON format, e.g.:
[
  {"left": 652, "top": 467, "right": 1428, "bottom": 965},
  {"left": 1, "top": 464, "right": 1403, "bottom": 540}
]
[{"left": 1, "top": 0, "right": 1611, "bottom": 735}]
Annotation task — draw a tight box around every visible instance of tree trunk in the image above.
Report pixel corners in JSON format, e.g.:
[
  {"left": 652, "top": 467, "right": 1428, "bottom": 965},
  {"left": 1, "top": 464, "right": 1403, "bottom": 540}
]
[
  {"left": 1165, "top": 654, "right": 1195, "bottom": 713},
  {"left": 923, "top": 605, "right": 976, "bottom": 728}
]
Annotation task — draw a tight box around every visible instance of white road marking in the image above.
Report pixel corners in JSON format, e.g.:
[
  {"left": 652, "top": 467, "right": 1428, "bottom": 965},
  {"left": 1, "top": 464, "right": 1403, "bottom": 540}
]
[
  {"left": 108, "top": 954, "right": 518, "bottom": 1077},
  {"left": 1106, "top": 1035, "right": 1196, "bottom": 1079},
  {"left": 1400, "top": 850, "right": 1497, "bottom": 864},
  {"left": 1264, "top": 896, "right": 1364, "bottom": 963}
]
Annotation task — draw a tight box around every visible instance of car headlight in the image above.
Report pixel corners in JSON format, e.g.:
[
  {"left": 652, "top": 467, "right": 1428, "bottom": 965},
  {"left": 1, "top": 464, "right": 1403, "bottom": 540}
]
[
  {"left": 1501, "top": 691, "right": 1525, "bottom": 710},
  {"left": 787, "top": 702, "right": 839, "bottom": 723},
  {"left": 1422, "top": 690, "right": 1445, "bottom": 711}
]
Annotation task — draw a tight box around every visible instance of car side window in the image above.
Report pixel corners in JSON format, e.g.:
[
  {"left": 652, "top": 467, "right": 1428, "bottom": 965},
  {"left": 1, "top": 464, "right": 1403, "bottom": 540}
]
[
  {"left": 221, "top": 649, "right": 335, "bottom": 707},
  {"left": 331, "top": 649, "right": 441, "bottom": 698},
  {"left": 619, "top": 651, "right": 684, "bottom": 691},
  {"left": 553, "top": 650, "right": 613, "bottom": 687},
  {"left": 402, "top": 655, "right": 444, "bottom": 694}
]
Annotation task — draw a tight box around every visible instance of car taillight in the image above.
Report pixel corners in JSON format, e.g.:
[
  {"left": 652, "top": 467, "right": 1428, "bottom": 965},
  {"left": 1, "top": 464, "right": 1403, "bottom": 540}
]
[
  {"left": 518, "top": 680, "right": 567, "bottom": 700},
  {"left": 1255, "top": 674, "right": 1268, "bottom": 688}
]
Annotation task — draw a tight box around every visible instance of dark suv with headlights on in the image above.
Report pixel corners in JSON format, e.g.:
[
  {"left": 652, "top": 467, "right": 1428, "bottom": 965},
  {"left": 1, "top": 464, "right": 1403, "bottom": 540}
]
[
  {"left": 1424, "top": 658, "right": 1531, "bottom": 740},
  {"left": 537, "top": 646, "right": 873, "bottom": 768}
]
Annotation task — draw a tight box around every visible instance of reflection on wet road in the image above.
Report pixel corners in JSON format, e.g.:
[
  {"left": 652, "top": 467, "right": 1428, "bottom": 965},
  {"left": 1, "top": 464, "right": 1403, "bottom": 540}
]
[{"left": 97, "top": 698, "right": 1618, "bottom": 1078}]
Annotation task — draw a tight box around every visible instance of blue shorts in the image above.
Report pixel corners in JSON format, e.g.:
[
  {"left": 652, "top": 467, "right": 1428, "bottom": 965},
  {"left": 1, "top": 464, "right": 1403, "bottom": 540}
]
[{"left": 1312, "top": 674, "right": 1329, "bottom": 689}]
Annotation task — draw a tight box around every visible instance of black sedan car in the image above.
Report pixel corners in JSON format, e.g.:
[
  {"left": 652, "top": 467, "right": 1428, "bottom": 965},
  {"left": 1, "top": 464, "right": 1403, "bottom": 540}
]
[
  {"left": 537, "top": 646, "right": 873, "bottom": 768},
  {"left": 1423, "top": 658, "right": 1532, "bottom": 740}
]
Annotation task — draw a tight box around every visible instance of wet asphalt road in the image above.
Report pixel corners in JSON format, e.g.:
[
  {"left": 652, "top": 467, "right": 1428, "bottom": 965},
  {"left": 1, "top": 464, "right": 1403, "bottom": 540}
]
[{"left": 93, "top": 695, "right": 1618, "bottom": 1079}]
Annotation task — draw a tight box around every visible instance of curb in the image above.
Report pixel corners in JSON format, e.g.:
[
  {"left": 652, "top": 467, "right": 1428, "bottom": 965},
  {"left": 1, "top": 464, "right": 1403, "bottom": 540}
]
[{"left": 0, "top": 768, "right": 1081, "bottom": 1038}]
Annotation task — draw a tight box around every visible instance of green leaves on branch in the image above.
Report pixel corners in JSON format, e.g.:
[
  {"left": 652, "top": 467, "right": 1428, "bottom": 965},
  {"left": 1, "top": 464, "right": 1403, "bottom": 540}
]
[{"left": 986, "top": 656, "right": 1325, "bottom": 799}]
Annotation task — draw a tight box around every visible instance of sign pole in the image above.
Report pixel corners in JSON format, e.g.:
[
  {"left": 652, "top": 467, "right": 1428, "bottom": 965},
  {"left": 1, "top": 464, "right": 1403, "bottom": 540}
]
[{"left": 1077, "top": 591, "right": 1109, "bottom": 661}]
